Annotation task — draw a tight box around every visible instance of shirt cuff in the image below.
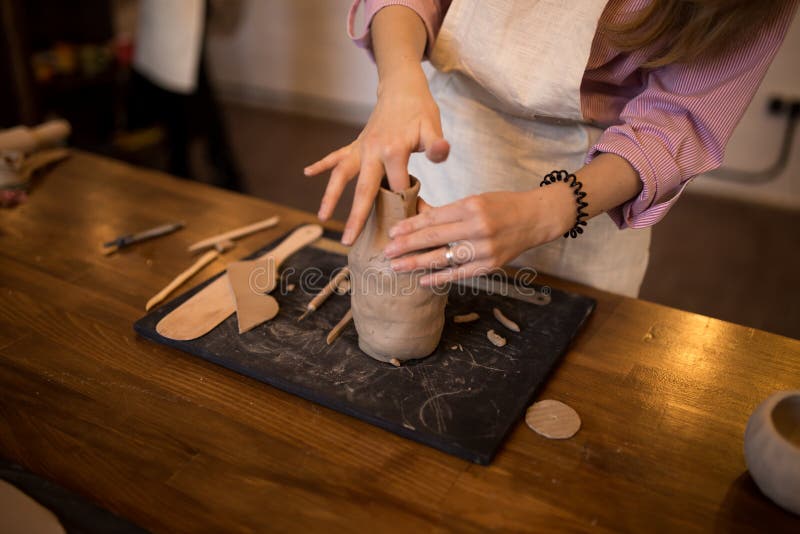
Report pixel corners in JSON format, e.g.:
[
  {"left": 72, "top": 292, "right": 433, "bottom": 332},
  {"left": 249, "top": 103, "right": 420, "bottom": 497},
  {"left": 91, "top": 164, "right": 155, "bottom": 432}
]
[
  {"left": 587, "top": 126, "right": 692, "bottom": 229},
  {"left": 347, "top": 0, "right": 439, "bottom": 58}
]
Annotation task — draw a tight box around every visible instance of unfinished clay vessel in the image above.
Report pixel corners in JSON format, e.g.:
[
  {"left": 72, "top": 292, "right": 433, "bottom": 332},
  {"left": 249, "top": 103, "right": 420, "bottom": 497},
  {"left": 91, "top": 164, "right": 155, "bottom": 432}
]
[{"left": 348, "top": 177, "right": 447, "bottom": 362}]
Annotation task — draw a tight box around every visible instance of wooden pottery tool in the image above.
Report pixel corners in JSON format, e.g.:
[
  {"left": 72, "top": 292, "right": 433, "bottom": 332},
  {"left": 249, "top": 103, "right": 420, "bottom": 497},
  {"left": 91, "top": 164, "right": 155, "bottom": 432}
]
[
  {"left": 187, "top": 216, "right": 280, "bottom": 253},
  {"left": 298, "top": 267, "right": 350, "bottom": 322},
  {"left": 326, "top": 308, "right": 353, "bottom": 345},
  {"left": 226, "top": 261, "right": 280, "bottom": 334},
  {"left": 146, "top": 246, "right": 230, "bottom": 311},
  {"left": 156, "top": 224, "right": 323, "bottom": 340},
  {"left": 103, "top": 221, "right": 185, "bottom": 255}
]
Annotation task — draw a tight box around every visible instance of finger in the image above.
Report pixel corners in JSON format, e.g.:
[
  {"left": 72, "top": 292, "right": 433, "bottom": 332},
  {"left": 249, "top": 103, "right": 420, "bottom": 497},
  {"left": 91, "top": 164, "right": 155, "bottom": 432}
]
[
  {"left": 390, "top": 239, "right": 478, "bottom": 272},
  {"left": 427, "top": 138, "right": 451, "bottom": 163},
  {"left": 388, "top": 200, "right": 467, "bottom": 239},
  {"left": 304, "top": 145, "right": 350, "bottom": 176},
  {"left": 383, "top": 145, "right": 410, "bottom": 193},
  {"left": 390, "top": 245, "right": 449, "bottom": 272},
  {"left": 342, "top": 158, "right": 384, "bottom": 245},
  {"left": 420, "top": 260, "right": 497, "bottom": 287},
  {"left": 384, "top": 222, "right": 470, "bottom": 259},
  {"left": 318, "top": 157, "right": 359, "bottom": 221},
  {"left": 420, "top": 121, "right": 450, "bottom": 163}
]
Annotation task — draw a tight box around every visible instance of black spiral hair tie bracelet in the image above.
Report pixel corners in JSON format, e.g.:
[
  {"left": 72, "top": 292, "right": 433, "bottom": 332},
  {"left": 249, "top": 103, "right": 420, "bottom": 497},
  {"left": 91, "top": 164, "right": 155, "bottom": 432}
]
[{"left": 540, "top": 170, "right": 589, "bottom": 239}]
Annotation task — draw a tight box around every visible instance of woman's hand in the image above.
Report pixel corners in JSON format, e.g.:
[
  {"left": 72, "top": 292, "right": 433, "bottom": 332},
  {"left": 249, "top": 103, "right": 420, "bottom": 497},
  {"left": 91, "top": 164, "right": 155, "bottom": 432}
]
[
  {"left": 303, "top": 5, "right": 449, "bottom": 246},
  {"left": 304, "top": 66, "right": 449, "bottom": 245},
  {"left": 384, "top": 185, "right": 576, "bottom": 286}
]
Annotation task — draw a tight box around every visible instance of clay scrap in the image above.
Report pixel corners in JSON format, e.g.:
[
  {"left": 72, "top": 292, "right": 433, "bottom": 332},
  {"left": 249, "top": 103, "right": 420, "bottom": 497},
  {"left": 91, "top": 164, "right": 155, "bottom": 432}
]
[
  {"left": 493, "top": 307, "right": 520, "bottom": 332},
  {"left": 453, "top": 312, "right": 480, "bottom": 323},
  {"left": 487, "top": 329, "right": 507, "bottom": 347},
  {"left": 525, "top": 399, "right": 581, "bottom": 439}
]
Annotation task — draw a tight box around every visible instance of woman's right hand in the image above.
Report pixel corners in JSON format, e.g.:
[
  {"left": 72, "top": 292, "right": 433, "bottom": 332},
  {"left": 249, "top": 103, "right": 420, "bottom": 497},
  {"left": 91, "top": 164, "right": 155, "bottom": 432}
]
[
  {"left": 304, "top": 64, "right": 450, "bottom": 245},
  {"left": 305, "top": 5, "right": 451, "bottom": 246}
]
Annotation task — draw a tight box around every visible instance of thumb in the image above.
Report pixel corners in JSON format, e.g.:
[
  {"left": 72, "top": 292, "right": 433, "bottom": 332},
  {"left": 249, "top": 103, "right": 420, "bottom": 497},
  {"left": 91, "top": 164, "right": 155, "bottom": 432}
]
[{"left": 420, "top": 122, "right": 450, "bottom": 163}]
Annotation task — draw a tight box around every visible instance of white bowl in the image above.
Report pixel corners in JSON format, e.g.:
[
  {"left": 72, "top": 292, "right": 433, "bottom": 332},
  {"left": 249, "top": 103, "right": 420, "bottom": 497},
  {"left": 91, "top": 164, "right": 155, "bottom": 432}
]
[{"left": 744, "top": 390, "right": 800, "bottom": 515}]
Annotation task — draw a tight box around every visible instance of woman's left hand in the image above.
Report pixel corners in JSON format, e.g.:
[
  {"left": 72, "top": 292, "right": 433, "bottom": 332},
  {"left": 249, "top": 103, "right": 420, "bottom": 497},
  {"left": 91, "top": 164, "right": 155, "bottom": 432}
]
[{"left": 384, "top": 186, "right": 575, "bottom": 286}]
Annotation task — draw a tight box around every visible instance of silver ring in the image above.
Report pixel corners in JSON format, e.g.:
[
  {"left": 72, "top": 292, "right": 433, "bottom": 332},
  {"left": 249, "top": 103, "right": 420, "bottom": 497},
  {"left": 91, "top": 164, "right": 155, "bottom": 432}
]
[{"left": 444, "top": 242, "right": 458, "bottom": 267}]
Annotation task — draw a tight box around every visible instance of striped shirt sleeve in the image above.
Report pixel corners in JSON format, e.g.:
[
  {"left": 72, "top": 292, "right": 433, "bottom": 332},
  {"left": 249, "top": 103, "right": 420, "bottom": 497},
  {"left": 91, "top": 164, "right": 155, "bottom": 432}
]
[
  {"left": 347, "top": 0, "right": 447, "bottom": 57},
  {"left": 587, "top": 4, "right": 798, "bottom": 229}
]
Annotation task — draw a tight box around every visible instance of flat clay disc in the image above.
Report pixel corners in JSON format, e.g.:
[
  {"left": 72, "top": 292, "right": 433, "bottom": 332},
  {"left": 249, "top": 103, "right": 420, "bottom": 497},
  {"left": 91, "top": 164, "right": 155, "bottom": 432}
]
[{"left": 525, "top": 399, "right": 581, "bottom": 439}]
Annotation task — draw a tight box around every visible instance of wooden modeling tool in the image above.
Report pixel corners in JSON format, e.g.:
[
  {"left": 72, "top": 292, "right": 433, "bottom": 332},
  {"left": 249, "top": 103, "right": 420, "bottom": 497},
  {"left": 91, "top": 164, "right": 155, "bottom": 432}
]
[
  {"left": 298, "top": 267, "right": 350, "bottom": 322},
  {"left": 103, "top": 221, "right": 185, "bottom": 255},
  {"left": 145, "top": 242, "right": 232, "bottom": 311},
  {"left": 326, "top": 308, "right": 353, "bottom": 345},
  {"left": 187, "top": 216, "right": 280, "bottom": 253},
  {"left": 226, "top": 262, "right": 279, "bottom": 334},
  {"left": 156, "top": 224, "right": 323, "bottom": 340}
]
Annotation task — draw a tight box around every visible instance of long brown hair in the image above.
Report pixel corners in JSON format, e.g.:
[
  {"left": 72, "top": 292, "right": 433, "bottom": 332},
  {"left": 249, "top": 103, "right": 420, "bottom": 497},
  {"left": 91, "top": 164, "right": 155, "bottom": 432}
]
[{"left": 602, "top": 0, "right": 786, "bottom": 67}]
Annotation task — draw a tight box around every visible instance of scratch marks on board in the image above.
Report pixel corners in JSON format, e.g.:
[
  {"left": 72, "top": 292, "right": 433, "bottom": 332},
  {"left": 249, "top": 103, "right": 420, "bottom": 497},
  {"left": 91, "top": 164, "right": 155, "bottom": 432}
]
[
  {"left": 461, "top": 347, "right": 504, "bottom": 373},
  {"left": 418, "top": 388, "right": 465, "bottom": 434}
]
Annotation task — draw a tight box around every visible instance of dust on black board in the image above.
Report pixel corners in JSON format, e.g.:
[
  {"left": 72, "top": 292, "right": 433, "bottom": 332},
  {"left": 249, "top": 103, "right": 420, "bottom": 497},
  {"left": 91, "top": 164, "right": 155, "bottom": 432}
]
[{"left": 134, "top": 228, "right": 595, "bottom": 464}]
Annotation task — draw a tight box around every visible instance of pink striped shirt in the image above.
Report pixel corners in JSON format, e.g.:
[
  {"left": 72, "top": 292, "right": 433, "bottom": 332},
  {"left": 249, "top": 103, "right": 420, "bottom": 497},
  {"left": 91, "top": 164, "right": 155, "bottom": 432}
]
[{"left": 347, "top": 0, "right": 797, "bottom": 228}]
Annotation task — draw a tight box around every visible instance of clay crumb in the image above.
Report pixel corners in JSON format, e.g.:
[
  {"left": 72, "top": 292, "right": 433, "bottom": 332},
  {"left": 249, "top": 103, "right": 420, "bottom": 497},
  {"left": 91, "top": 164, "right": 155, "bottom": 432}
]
[
  {"left": 454, "top": 312, "right": 480, "bottom": 323},
  {"left": 286, "top": 283, "right": 296, "bottom": 292},
  {"left": 390, "top": 358, "right": 401, "bottom": 367},
  {"left": 493, "top": 307, "right": 520, "bottom": 332},
  {"left": 487, "top": 329, "right": 507, "bottom": 347}
]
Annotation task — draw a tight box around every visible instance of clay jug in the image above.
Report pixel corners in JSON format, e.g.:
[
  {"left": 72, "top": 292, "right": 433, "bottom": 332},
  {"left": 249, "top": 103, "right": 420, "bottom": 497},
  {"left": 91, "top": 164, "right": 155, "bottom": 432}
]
[{"left": 348, "top": 177, "right": 447, "bottom": 362}]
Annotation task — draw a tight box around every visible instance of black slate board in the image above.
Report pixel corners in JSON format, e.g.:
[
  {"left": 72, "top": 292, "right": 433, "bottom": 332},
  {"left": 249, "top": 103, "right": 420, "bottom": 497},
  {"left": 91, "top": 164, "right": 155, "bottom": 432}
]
[{"left": 134, "top": 229, "right": 596, "bottom": 464}]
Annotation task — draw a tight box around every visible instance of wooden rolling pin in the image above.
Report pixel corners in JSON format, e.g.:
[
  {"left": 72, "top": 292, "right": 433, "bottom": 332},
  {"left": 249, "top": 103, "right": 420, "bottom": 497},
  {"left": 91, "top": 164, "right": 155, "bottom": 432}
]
[{"left": 0, "top": 120, "right": 71, "bottom": 154}]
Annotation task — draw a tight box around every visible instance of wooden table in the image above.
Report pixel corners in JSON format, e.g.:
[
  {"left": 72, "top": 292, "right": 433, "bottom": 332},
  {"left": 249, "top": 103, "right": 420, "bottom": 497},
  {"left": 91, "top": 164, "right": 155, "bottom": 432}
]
[{"left": 1, "top": 152, "right": 798, "bottom": 532}]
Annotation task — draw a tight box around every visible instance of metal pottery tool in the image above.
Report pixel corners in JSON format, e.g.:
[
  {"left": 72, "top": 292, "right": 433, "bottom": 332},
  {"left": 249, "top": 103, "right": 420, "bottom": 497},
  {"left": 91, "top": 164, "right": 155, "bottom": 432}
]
[{"left": 103, "top": 221, "right": 185, "bottom": 255}]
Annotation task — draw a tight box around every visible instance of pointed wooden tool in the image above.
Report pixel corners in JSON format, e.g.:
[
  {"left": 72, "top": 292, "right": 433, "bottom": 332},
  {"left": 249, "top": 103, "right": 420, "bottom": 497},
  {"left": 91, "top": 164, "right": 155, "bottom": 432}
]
[
  {"left": 156, "top": 224, "right": 323, "bottom": 340},
  {"left": 187, "top": 216, "right": 280, "bottom": 252}
]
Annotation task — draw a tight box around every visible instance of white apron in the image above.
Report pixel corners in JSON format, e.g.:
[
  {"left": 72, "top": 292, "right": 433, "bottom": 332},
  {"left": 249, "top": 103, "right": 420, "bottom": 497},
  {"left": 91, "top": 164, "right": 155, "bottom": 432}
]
[
  {"left": 134, "top": 0, "right": 205, "bottom": 94},
  {"left": 408, "top": 0, "right": 651, "bottom": 297}
]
